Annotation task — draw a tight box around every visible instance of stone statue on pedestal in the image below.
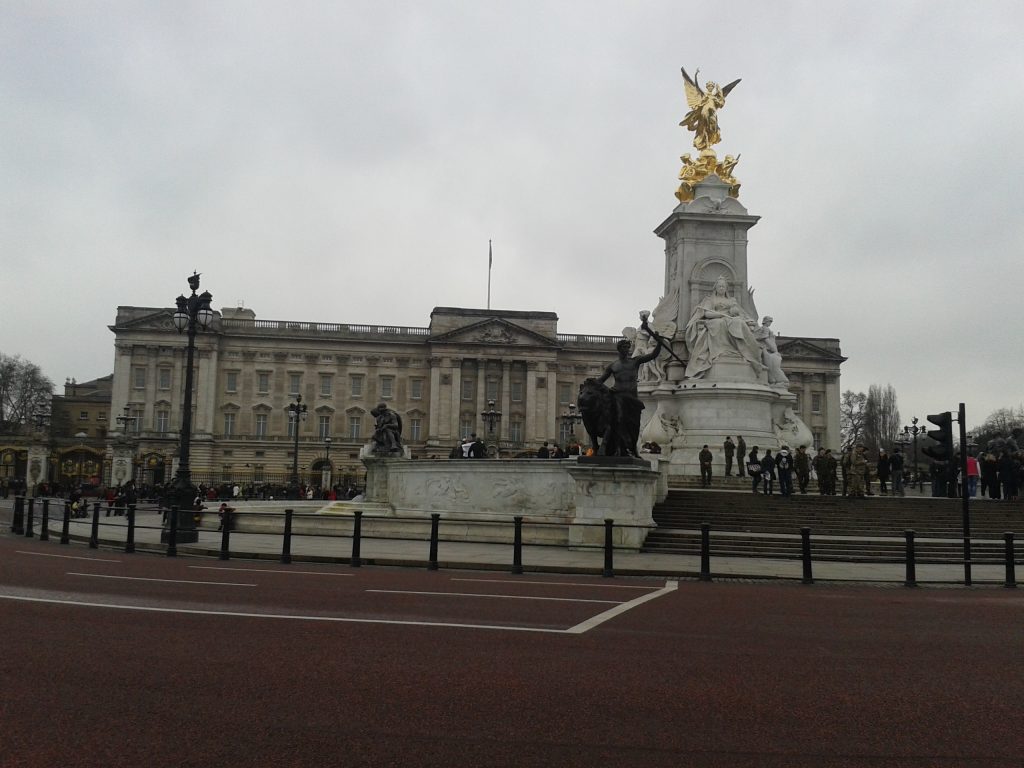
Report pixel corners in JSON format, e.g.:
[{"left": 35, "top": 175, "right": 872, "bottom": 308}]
[
  {"left": 754, "top": 316, "right": 790, "bottom": 387},
  {"left": 683, "top": 276, "right": 764, "bottom": 379},
  {"left": 370, "top": 403, "right": 403, "bottom": 455},
  {"left": 581, "top": 336, "right": 664, "bottom": 457}
]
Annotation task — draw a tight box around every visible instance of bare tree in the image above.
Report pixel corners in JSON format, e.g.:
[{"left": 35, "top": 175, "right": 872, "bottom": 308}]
[
  {"left": 863, "top": 384, "right": 901, "bottom": 453},
  {"left": 972, "top": 406, "right": 1024, "bottom": 451},
  {"left": 0, "top": 353, "right": 54, "bottom": 433},
  {"left": 840, "top": 390, "right": 867, "bottom": 450}
]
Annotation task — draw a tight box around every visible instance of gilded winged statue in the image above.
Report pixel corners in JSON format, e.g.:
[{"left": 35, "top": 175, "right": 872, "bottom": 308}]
[{"left": 679, "top": 67, "right": 741, "bottom": 151}]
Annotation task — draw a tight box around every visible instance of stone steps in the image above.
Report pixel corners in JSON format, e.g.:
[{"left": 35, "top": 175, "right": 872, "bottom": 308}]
[{"left": 645, "top": 489, "right": 1022, "bottom": 563}]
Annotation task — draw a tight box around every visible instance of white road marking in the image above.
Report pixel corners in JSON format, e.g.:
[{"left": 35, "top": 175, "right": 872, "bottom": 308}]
[
  {"left": 564, "top": 579, "right": 678, "bottom": 634},
  {"left": 17, "top": 551, "right": 121, "bottom": 564},
  {"left": 0, "top": 594, "right": 567, "bottom": 633},
  {"left": 366, "top": 589, "right": 619, "bottom": 604},
  {"left": 188, "top": 566, "right": 352, "bottom": 577},
  {"left": 66, "top": 572, "right": 256, "bottom": 587},
  {"left": 451, "top": 577, "right": 656, "bottom": 590}
]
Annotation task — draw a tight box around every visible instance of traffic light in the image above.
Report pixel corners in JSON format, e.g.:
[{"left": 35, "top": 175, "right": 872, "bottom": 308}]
[{"left": 921, "top": 411, "right": 953, "bottom": 461}]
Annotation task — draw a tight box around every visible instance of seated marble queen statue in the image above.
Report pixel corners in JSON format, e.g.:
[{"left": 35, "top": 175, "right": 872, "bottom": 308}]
[{"left": 683, "top": 276, "right": 764, "bottom": 379}]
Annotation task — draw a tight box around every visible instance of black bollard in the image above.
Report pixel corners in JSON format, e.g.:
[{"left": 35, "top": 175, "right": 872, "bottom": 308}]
[
  {"left": 11, "top": 496, "right": 24, "bottom": 535},
  {"left": 1005, "top": 532, "right": 1017, "bottom": 589},
  {"left": 904, "top": 530, "right": 917, "bottom": 588},
  {"left": 512, "top": 516, "right": 524, "bottom": 575},
  {"left": 219, "top": 511, "right": 231, "bottom": 561},
  {"left": 428, "top": 513, "right": 440, "bottom": 571},
  {"left": 281, "top": 509, "right": 293, "bottom": 565},
  {"left": 602, "top": 519, "right": 614, "bottom": 578},
  {"left": 800, "top": 527, "right": 813, "bottom": 584},
  {"left": 40, "top": 499, "right": 50, "bottom": 542},
  {"left": 89, "top": 501, "right": 100, "bottom": 549},
  {"left": 350, "top": 509, "right": 362, "bottom": 568},
  {"left": 166, "top": 506, "right": 178, "bottom": 557},
  {"left": 699, "top": 523, "right": 712, "bottom": 582},
  {"left": 60, "top": 501, "right": 71, "bottom": 545},
  {"left": 24, "top": 498, "right": 35, "bottom": 538},
  {"left": 125, "top": 504, "right": 136, "bottom": 554}
]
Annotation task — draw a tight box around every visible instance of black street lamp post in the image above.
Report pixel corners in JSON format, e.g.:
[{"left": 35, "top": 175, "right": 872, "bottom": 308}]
[
  {"left": 561, "top": 403, "right": 583, "bottom": 440},
  {"left": 480, "top": 399, "right": 502, "bottom": 435},
  {"left": 164, "top": 272, "right": 214, "bottom": 542},
  {"left": 288, "top": 394, "right": 307, "bottom": 496},
  {"left": 903, "top": 417, "right": 925, "bottom": 492},
  {"left": 324, "top": 436, "right": 332, "bottom": 489}
]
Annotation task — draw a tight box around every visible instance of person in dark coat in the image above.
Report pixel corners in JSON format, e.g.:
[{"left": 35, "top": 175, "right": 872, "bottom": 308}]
[
  {"left": 998, "top": 450, "right": 1018, "bottom": 501},
  {"left": 876, "top": 451, "right": 891, "bottom": 495},
  {"left": 699, "top": 445, "right": 714, "bottom": 487},
  {"left": 747, "top": 447, "right": 761, "bottom": 493},
  {"left": 776, "top": 446, "right": 793, "bottom": 497},
  {"left": 760, "top": 449, "right": 776, "bottom": 496},
  {"left": 794, "top": 445, "right": 811, "bottom": 494},
  {"left": 737, "top": 436, "right": 747, "bottom": 477},
  {"left": 723, "top": 436, "right": 736, "bottom": 477}
]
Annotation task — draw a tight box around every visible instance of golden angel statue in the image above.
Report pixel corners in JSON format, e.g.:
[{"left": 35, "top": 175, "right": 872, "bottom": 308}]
[{"left": 679, "top": 67, "right": 741, "bottom": 151}]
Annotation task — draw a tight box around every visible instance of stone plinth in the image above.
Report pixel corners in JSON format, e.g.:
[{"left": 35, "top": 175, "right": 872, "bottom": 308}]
[{"left": 567, "top": 461, "right": 658, "bottom": 551}]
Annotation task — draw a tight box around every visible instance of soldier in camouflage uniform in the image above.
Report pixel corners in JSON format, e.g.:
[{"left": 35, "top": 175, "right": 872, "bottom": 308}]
[{"left": 847, "top": 444, "right": 867, "bottom": 498}]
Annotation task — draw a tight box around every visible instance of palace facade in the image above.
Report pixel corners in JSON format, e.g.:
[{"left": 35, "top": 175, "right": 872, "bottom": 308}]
[{"left": 106, "top": 304, "right": 844, "bottom": 488}]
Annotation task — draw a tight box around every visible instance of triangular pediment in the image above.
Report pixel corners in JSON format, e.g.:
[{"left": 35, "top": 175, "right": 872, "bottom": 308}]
[
  {"left": 777, "top": 338, "right": 847, "bottom": 362},
  {"left": 430, "top": 318, "right": 557, "bottom": 348},
  {"left": 111, "top": 309, "right": 176, "bottom": 332}
]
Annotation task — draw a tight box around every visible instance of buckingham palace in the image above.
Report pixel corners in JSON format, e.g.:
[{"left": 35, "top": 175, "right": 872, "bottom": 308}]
[{"left": 107, "top": 304, "right": 844, "bottom": 488}]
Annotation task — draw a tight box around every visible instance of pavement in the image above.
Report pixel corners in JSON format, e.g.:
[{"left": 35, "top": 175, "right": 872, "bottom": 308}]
[{"left": 4, "top": 497, "right": 1017, "bottom": 586}]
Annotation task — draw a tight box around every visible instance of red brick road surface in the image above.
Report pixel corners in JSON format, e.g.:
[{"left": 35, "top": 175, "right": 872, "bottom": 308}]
[{"left": 2, "top": 534, "right": 1022, "bottom": 767}]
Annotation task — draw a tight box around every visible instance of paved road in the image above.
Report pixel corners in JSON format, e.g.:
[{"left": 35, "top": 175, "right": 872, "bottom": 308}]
[{"left": 3, "top": 533, "right": 1022, "bottom": 767}]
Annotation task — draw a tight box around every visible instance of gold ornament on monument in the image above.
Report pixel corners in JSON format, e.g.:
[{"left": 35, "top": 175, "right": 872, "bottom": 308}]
[{"left": 675, "top": 67, "right": 742, "bottom": 203}]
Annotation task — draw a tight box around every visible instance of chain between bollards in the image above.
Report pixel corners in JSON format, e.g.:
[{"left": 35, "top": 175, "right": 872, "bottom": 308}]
[
  {"left": 428, "top": 513, "right": 440, "bottom": 570},
  {"left": 281, "top": 509, "right": 294, "bottom": 564},
  {"left": 800, "top": 527, "right": 813, "bottom": 584},
  {"left": 904, "top": 530, "right": 917, "bottom": 588},
  {"left": 602, "top": 519, "right": 614, "bottom": 578},
  {"left": 512, "top": 516, "right": 524, "bottom": 575},
  {"left": 1005, "top": 532, "right": 1017, "bottom": 589},
  {"left": 351, "top": 509, "right": 362, "bottom": 567},
  {"left": 699, "top": 523, "right": 711, "bottom": 582}
]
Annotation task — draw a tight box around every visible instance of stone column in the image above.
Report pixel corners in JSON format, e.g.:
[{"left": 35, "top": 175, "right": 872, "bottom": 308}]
[
  {"left": 545, "top": 363, "right": 558, "bottom": 443},
  {"left": 475, "top": 359, "right": 487, "bottom": 435},
  {"left": 450, "top": 358, "right": 462, "bottom": 439},
  {"left": 428, "top": 356, "right": 442, "bottom": 444},
  {"left": 825, "top": 373, "right": 841, "bottom": 450},
  {"left": 525, "top": 362, "right": 538, "bottom": 443},
  {"left": 500, "top": 361, "right": 511, "bottom": 442}
]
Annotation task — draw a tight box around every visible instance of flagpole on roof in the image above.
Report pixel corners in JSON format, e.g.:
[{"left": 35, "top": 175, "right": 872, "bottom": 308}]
[{"left": 487, "top": 239, "right": 492, "bottom": 310}]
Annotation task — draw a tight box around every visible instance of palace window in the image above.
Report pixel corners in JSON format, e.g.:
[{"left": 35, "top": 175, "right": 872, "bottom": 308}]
[
  {"left": 289, "top": 374, "right": 302, "bottom": 396},
  {"left": 511, "top": 381, "right": 523, "bottom": 402},
  {"left": 462, "top": 380, "right": 475, "bottom": 401},
  {"left": 226, "top": 372, "right": 238, "bottom": 393},
  {"left": 460, "top": 417, "right": 474, "bottom": 439},
  {"left": 509, "top": 419, "right": 524, "bottom": 444},
  {"left": 410, "top": 379, "right": 424, "bottom": 400},
  {"left": 811, "top": 394, "right": 822, "bottom": 414},
  {"left": 158, "top": 368, "right": 171, "bottom": 390},
  {"left": 348, "top": 416, "right": 362, "bottom": 439},
  {"left": 486, "top": 379, "right": 499, "bottom": 402},
  {"left": 156, "top": 410, "right": 169, "bottom": 434},
  {"left": 320, "top": 374, "right": 333, "bottom": 396},
  {"left": 257, "top": 373, "right": 270, "bottom": 394},
  {"left": 380, "top": 376, "right": 394, "bottom": 399},
  {"left": 350, "top": 375, "right": 364, "bottom": 397},
  {"left": 254, "top": 413, "right": 268, "bottom": 438},
  {"left": 558, "top": 382, "right": 572, "bottom": 405},
  {"left": 318, "top": 415, "right": 331, "bottom": 440},
  {"left": 133, "top": 367, "right": 146, "bottom": 389},
  {"left": 223, "top": 412, "right": 236, "bottom": 437},
  {"left": 410, "top": 418, "right": 422, "bottom": 441}
]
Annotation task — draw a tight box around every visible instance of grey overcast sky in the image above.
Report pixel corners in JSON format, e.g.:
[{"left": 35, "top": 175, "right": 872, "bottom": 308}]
[{"left": 2, "top": 1, "right": 1022, "bottom": 429}]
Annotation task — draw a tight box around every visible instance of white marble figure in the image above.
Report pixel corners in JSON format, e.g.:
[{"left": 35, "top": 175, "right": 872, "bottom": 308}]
[
  {"left": 754, "top": 315, "right": 789, "bottom": 387},
  {"left": 683, "top": 276, "right": 764, "bottom": 379},
  {"left": 774, "top": 407, "right": 814, "bottom": 449}
]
